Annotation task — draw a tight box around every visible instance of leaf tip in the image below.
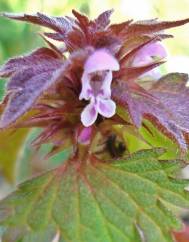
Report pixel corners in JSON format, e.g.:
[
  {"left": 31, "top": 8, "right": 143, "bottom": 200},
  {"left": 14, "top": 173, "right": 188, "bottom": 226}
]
[{"left": 153, "top": 147, "right": 166, "bottom": 156}]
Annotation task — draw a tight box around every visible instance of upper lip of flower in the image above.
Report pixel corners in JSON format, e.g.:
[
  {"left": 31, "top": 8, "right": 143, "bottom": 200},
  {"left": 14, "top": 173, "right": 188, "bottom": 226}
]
[
  {"left": 79, "top": 49, "right": 120, "bottom": 127},
  {"left": 83, "top": 49, "right": 120, "bottom": 73}
]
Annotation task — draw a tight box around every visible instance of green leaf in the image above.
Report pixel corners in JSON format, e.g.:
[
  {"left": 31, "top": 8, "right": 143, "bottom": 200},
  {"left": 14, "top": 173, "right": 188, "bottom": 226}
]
[
  {"left": 117, "top": 109, "right": 181, "bottom": 160},
  {"left": 140, "top": 120, "right": 181, "bottom": 159},
  {"left": 0, "top": 128, "right": 29, "bottom": 183},
  {"left": 0, "top": 149, "right": 188, "bottom": 242}
]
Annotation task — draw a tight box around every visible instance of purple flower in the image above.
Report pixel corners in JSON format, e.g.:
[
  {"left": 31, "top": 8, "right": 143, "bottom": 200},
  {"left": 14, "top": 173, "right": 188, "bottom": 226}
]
[
  {"left": 79, "top": 49, "right": 120, "bottom": 127},
  {"left": 132, "top": 41, "right": 168, "bottom": 79}
]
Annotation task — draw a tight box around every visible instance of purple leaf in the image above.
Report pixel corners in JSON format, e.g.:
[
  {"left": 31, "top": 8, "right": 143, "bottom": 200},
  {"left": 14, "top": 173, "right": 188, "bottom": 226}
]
[
  {"left": 72, "top": 10, "right": 89, "bottom": 29},
  {"left": 127, "top": 18, "right": 189, "bottom": 36},
  {"left": 151, "top": 72, "right": 189, "bottom": 133},
  {"left": 39, "top": 34, "right": 63, "bottom": 57},
  {"left": 43, "top": 32, "right": 66, "bottom": 41},
  {"left": 135, "top": 94, "right": 187, "bottom": 149},
  {"left": 114, "top": 73, "right": 189, "bottom": 149},
  {"left": 119, "top": 61, "right": 165, "bottom": 81},
  {"left": 0, "top": 47, "right": 60, "bottom": 78},
  {"left": 0, "top": 48, "right": 65, "bottom": 128},
  {"left": 3, "top": 12, "right": 72, "bottom": 33},
  {"left": 0, "top": 66, "right": 66, "bottom": 128},
  {"left": 93, "top": 9, "right": 114, "bottom": 30},
  {"left": 112, "top": 82, "right": 142, "bottom": 127},
  {"left": 110, "top": 20, "right": 133, "bottom": 35}
]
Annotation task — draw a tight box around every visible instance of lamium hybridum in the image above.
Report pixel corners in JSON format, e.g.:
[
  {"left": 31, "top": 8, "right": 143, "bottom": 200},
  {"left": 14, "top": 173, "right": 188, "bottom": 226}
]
[{"left": 1, "top": 9, "right": 189, "bottom": 242}]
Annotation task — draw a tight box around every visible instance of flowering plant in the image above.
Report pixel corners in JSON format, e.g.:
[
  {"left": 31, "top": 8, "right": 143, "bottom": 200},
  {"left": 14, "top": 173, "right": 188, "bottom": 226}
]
[{"left": 0, "top": 9, "right": 189, "bottom": 242}]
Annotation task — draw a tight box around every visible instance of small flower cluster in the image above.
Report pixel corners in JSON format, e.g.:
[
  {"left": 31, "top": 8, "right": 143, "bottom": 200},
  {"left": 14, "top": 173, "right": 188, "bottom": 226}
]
[{"left": 0, "top": 10, "right": 189, "bottom": 151}]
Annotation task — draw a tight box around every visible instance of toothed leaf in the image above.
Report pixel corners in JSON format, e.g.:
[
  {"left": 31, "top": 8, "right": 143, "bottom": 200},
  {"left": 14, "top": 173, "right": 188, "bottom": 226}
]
[
  {"left": 127, "top": 18, "right": 189, "bottom": 36},
  {"left": 93, "top": 9, "right": 114, "bottom": 30},
  {"left": 114, "top": 73, "right": 189, "bottom": 149},
  {"left": 0, "top": 48, "right": 65, "bottom": 128},
  {"left": 3, "top": 12, "right": 72, "bottom": 33},
  {"left": 0, "top": 149, "right": 188, "bottom": 242}
]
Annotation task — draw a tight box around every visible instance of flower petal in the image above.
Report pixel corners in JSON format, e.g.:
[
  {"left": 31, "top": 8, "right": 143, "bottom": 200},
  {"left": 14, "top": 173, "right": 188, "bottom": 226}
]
[
  {"left": 97, "top": 98, "right": 116, "bottom": 118},
  {"left": 85, "top": 49, "right": 120, "bottom": 73},
  {"left": 79, "top": 71, "right": 92, "bottom": 100},
  {"left": 77, "top": 126, "right": 92, "bottom": 145},
  {"left": 81, "top": 101, "right": 98, "bottom": 127},
  {"left": 132, "top": 41, "right": 168, "bottom": 67},
  {"left": 99, "top": 71, "right": 112, "bottom": 98}
]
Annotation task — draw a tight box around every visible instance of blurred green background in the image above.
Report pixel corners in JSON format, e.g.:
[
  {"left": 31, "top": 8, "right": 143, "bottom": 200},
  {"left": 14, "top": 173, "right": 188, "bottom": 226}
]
[{"left": 0, "top": 0, "right": 189, "bottom": 194}]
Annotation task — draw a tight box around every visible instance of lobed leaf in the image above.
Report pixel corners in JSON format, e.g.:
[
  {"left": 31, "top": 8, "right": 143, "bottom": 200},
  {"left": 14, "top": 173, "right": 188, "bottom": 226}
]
[
  {"left": 2, "top": 12, "right": 72, "bottom": 33},
  {"left": 0, "top": 149, "right": 188, "bottom": 242},
  {"left": 127, "top": 18, "right": 189, "bottom": 36},
  {"left": 0, "top": 48, "right": 65, "bottom": 128},
  {"left": 93, "top": 9, "right": 114, "bottom": 30},
  {"left": 120, "top": 60, "right": 165, "bottom": 81},
  {"left": 151, "top": 73, "right": 189, "bottom": 133},
  {"left": 72, "top": 10, "right": 90, "bottom": 30},
  {"left": 2, "top": 11, "right": 189, "bottom": 54},
  {"left": 0, "top": 47, "right": 60, "bottom": 78},
  {"left": 114, "top": 73, "right": 189, "bottom": 149}
]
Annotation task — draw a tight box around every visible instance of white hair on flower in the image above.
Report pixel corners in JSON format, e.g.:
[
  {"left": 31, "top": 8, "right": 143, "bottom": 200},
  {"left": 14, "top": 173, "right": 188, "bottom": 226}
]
[{"left": 79, "top": 49, "right": 120, "bottom": 127}]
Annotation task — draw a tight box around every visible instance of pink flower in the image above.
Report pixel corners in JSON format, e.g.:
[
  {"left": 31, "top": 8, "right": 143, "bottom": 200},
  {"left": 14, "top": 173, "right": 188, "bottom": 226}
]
[
  {"left": 79, "top": 49, "right": 120, "bottom": 127},
  {"left": 77, "top": 126, "right": 93, "bottom": 145},
  {"left": 132, "top": 41, "right": 168, "bottom": 79}
]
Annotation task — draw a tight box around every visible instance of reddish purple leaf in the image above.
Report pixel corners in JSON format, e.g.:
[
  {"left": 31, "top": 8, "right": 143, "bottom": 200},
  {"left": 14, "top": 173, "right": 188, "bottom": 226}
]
[
  {"left": 127, "top": 18, "right": 189, "bottom": 36},
  {"left": 0, "top": 66, "right": 67, "bottom": 128},
  {"left": 3, "top": 12, "right": 72, "bottom": 33},
  {"left": 43, "top": 32, "right": 66, "bottom": 41},
  {"left": 3, "top": 11, "right": 189, "bottom": 55},
  {"left": 0, "top": 47, "right": 60, "bottom": 78},
  {"left": 110, "top": 20, "right": 133, "bottom": 35},
  {"left": 114, "top": 73, "right": 189, "bottom": 149},
  {"left": 118, "top": 61, "right": 165, "bottom": 81},
  {"left": 135, "top": 94, "right": 187, "bottom": 149},
  {"left": 39, "top": 34, "right": 63, "bottom": 57},
  {"left": 93, "top": 9, "right": 114, "bottom": 30},
  {"left": 112, "top": 82, "right": 142, "bottom": 126},
  {"left": 72, "top": 10, "right": 89, "bottom": 30},
  {"left": 0, "top": 48, "right": 65, "bottom": 128},
  {"left": 151, "top": 73, "right": 189, "bottom": 133}
]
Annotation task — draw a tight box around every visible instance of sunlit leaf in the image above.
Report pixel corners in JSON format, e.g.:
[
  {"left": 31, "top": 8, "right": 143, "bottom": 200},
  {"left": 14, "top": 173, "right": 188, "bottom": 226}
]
[
  {"left": 140, "top": 120, "right": 180, "bottom": 159},
  {"left": 0, "top": 149, "right": 188, "bottom": 241},
  {"left": 0, "top": 128, "right": 29, "bottom": 182}
]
